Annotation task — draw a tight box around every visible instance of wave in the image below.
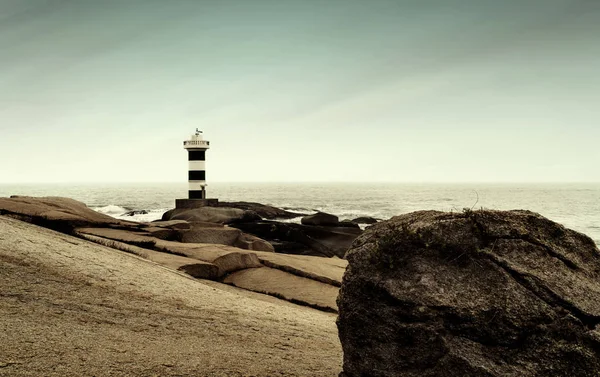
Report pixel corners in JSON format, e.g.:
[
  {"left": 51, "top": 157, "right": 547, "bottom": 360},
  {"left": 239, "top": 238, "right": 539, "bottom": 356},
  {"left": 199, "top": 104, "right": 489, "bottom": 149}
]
[
  {"left": 113, "top": 208, "right": 168, "bottom": 223},
  {"left": 281, "top": 206, "right": 317, "bottom": 214},
  {"left": 93, "top": 205, "right": 129, "bottom": 215},
  {"left": 92, "top": 205, "right": 169, "bottom": 223}
]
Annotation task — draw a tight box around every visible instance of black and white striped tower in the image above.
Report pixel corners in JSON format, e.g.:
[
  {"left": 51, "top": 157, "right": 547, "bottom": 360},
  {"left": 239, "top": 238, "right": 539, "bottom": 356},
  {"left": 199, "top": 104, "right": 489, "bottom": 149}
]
[
  {"left": 184, "top": 128, "right": 210, "bottom": 199},
  {"left": 175, "top": 129, "right": 218, "bottom": 209}
]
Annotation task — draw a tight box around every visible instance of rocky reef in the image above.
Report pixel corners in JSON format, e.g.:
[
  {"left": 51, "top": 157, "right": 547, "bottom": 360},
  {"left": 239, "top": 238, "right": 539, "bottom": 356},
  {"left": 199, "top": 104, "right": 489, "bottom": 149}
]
[
  {"left": 337, "top": 209, "right": 600, "bottom": 377},
  {"left": 162, "top": 204, "right": 364, "bottom": 258}
]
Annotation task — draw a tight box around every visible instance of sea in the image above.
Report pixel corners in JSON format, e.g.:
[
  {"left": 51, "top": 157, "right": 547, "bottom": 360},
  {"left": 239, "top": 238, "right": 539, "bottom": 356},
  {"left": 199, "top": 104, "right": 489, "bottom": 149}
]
[{"left": 0, "top": 182, "right": 598, "bottom": 246}]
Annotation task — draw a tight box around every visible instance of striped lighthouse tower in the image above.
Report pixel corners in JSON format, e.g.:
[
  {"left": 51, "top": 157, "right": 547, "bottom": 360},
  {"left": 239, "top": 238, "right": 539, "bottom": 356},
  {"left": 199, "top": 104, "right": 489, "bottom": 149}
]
[
  {"left": 176, "top": 129, "right": 219, "bottom": 209},
  {"left": 184, "top": 128, "right": 209, "bottom": 199}
]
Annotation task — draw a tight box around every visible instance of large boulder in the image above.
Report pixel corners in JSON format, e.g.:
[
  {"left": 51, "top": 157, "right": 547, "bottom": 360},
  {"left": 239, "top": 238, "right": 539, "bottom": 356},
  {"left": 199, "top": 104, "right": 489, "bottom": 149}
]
[
  {"left": 337, "top": 209, "right": 600, "bottom": 377},
  {"left": 302, "top": 212, "right": 339, "bottom": 226},
  {"left": 219, "top": 201, "right": 304, "bottom": 219},
  {"left": 162, "top": 207, "right": 261, "bottom": 224}
]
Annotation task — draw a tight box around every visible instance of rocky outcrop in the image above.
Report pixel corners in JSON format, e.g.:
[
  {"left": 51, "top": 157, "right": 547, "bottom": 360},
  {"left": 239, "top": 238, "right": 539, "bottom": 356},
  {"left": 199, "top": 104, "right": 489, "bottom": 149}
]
[
  {"left": 1, "top": 196, "right": 345, "bottom": 314},
  {"left": 162, "top": 206, "right": 261, "bottom": 224},
  {"left": 337, "top": 209, "right": 600, "bottom": 377},
  {"left": 74, "top": 227, "right": 344, "bottom": 308},
  {"left": 231, "top": 220, "right": 362, "bottom": 258},
  {"left": 0, "top": 196, "right": 121, "bottom": 231},
  {"left": 75, "top": 227, "right": 265, "bottom": 276},
  {"left": 302, "top": 212, "right": 339, "bottom": 226},
  {"left": 219, "top": 201, "right": 304, "bottom": 219}
]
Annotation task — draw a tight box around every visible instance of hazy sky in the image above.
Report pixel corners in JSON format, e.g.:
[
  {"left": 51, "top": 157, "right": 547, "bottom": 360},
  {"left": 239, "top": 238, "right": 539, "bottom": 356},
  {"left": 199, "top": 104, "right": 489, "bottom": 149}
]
[{"left": 0, "top": 0, "right": 598, "bottom": 183}]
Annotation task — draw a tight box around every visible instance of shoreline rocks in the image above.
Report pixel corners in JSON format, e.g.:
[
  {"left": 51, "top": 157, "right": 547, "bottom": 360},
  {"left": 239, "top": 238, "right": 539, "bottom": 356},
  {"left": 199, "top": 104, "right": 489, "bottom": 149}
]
[
  {"left": 302, "top": 212, "right": 340, "bottom": 227},
  {"left": 218, "top": 201, "right": 305, "bottom": 220},
  {"left": 337, "top": 209, "right": 600, "bottom": 377},
  {"left": 162, "top": 206, "right": 261, "bottom": 224},
  {"left": 231, "top": 220, "right": 362, "bottom": 258}
]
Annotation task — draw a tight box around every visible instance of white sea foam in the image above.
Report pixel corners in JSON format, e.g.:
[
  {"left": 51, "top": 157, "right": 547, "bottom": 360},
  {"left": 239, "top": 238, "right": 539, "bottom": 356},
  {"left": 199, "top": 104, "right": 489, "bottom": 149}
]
[
  {"left": 112, "top": 208, "right": 168, "bottom": 223},
  {"left": 91, "top": 205, "right": 167, "bottom": 223},
  {"left": 94, "top": 205, "right": 129, "bottom": 215}
]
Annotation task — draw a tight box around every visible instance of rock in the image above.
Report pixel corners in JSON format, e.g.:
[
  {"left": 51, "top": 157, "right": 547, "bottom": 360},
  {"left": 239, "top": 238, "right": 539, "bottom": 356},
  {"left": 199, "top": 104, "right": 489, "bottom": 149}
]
[
  {"left": 209, "top": 252, "right": 263, "bottom": 276},
  {"left": 0, "top": 196, "right": 120, "bottom": 231},
  {"left": 76, "top": 228, "right": 263, "bottom": 277},
  {"left": 123, "top": 210, "right": 149, "bottom": 216},
  {"left": 149, "top": 220, "right": 192, "bottom": 230},
  {"left": 175, "top": 226, "right": 274, "bottom": 252},
  {"left": 231, "top": 220, "right": 362, "bottom": 258},
  {"left": 223, "top": 267, "right": 339, "bottom": 312},
  {"left": 178, "top": 227, "right": 243, "bottom": 245},
  {"left": 301, "top": 212, "right": 339, "bottom": 226},
  {"left": 337, "top": 209, "right": 600, "bottom": 377},
  {"left": 76, "top": 228, "right": 158, "bottom": 248},
  {"left": 351, "top": 216, "right": 379, "bottom": 224},
  {"left": 145, "top": 226, "right": 177, "bottom": 240},
  {"left": 338, "top": 220, "right": 360, "bottom": 229},
  {"left": 76, "top": 233, "right": 220, "bottom": 279},
  {"left": 237, "top": 234, "right": 275, "bottom": 252},
  {"left": 219, "top": 201, "right": 304, "bottom": 219},
  {"left": 154, "top": 241, "right": 264, "bottom": 277},
  {"left": 162, "top": 207, "right": 261, "bottom": 224},
  {"left": 255, "top": 252, "right": 347, "bottom": 287}
]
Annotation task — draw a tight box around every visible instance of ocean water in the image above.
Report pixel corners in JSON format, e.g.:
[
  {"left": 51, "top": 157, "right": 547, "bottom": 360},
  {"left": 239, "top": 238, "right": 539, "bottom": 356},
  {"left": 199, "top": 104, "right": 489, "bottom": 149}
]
[{"left": 0, "top": 182, "right": 599, "bottom": 245}]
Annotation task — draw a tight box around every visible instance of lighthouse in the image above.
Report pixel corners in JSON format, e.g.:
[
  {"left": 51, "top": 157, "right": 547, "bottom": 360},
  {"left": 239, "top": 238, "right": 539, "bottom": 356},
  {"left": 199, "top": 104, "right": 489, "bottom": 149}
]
[
  {"left": 184, "top": 128, "right": 209, "bottom": 199},
  {"left": 175, "top": 129, "right": 219, "bottom": 209}
]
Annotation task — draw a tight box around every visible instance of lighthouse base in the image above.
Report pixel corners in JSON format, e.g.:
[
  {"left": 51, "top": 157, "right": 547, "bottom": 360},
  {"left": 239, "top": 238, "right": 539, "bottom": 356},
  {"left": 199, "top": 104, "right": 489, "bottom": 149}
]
[{"left": 175, "top": 198, "right": 219, "bottom": 209}]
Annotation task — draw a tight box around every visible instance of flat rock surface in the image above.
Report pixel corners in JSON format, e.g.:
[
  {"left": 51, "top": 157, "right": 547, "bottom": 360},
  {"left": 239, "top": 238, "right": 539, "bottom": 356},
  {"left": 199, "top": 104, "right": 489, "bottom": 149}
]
[
  {"left": 0, "top": 196, "right": 121, "bottom": 227},
  {"left": 77, "top": 227, "right": 156, "bottom": 245},
  {"left": 0, "top": 216, "right": 342, "bottom": 377},
  {"left": 224, "top": 267, "right": 340, "bottom": 312},
  {"left": 77, "top": 234, "right": 220, "bottom": 279},
  {"left": 255, "top": 252, "right": 347, "bottom": 286}
]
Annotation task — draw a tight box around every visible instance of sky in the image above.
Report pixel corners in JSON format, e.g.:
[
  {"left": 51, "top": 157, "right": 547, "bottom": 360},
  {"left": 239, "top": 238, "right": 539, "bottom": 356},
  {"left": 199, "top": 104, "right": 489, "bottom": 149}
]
[{"left": 0, "top": 0, "right": 598, "bottom": 183}]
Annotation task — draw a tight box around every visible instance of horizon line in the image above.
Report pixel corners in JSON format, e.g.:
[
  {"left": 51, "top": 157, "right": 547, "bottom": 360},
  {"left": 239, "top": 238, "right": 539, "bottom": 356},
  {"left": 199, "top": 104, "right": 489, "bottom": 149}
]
[{"left": 1, "top": 181, "right": 600, "bottom": 185}]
